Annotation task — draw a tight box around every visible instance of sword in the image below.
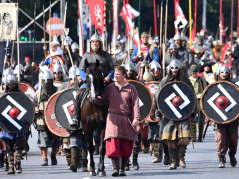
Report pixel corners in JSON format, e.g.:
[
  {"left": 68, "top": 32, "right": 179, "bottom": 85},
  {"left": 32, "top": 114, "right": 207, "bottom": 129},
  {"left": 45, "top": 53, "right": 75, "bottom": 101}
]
[{"left": 127, "top": 118, "right": 139, "bottom": 135}]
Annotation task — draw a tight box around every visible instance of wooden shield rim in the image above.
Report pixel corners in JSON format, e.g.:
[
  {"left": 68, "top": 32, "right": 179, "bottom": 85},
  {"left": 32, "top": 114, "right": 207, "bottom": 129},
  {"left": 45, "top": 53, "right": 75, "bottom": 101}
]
[
  {"left": 145, "top": 81, "right": 160, "bottom": 122},
  {"left": 54, "top": 88, "right": 79, "bottom": 130},
  {"left": 127, "top": 80, "right": 153, "bottom": 124},
  {"left": 0, "top": 92, "right": 35, "bottom": 133},
  {"left": 200, "top": 81, "right": 239, "bottom": 124},
  {"left": 44, "top": 90, "right": 70, "bottom": 137},
  {"left": 157, "top": 81, "right": 197, "bottom": 121}
]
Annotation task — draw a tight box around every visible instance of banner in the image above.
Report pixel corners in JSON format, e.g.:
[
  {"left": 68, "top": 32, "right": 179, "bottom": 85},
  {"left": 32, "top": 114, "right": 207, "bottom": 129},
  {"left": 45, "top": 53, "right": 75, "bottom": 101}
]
[
  {"left": 174, "top": 0, "right": 188, "bottom": 33},
  {"left": 0, "top": 3, "right": 18, "bottom": 40},
  {"left": 85, "top": 0, "right": 105, "bottom": 35}
]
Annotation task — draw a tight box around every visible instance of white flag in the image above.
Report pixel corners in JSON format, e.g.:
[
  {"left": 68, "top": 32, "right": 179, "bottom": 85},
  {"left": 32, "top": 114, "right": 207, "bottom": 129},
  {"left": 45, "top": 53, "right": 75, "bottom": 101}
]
[{"left": 0, "top": 3, "right": 18, "bottom": 40}]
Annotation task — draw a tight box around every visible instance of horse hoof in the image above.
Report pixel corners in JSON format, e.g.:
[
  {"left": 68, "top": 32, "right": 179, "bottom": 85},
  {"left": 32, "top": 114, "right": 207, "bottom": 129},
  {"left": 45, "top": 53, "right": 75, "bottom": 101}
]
[
  {"left": 97, "top": 171, "right": 106, "bottom": 177},
  {"left": 89, "top": 171, "right": 96, "bottom": 176}
]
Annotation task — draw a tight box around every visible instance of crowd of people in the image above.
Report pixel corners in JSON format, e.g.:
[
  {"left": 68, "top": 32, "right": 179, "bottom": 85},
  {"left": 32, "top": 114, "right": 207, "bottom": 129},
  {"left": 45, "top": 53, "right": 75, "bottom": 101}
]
[{"left": 0, "top": 27, "right": 238, "bottom": 177}]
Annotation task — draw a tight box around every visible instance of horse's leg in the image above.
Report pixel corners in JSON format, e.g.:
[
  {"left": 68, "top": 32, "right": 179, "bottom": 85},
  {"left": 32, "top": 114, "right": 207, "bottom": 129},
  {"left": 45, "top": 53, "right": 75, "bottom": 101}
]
[
  {"left": 87, "top": 132, "right": 96, "bottom": 176},
  {"left": 97, "top": 129, "right": 106, "bottom": 176}
]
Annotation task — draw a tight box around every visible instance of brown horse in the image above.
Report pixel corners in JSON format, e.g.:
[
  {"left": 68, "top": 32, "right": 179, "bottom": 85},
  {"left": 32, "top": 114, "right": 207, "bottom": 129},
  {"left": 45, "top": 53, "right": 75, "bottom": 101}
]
[{"left": 76, "top": 59, "right": 108, "bottom": 176}]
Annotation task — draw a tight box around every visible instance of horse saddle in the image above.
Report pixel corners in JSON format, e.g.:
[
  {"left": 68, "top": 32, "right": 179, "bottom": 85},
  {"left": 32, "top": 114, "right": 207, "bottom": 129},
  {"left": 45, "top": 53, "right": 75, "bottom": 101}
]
[{"left": 76, "top": 88, "right": 88, "bottom": 108}]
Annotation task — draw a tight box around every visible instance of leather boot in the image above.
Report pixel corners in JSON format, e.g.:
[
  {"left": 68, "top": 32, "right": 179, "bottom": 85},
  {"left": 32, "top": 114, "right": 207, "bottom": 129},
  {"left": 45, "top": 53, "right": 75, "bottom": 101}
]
[
  {"left": 15, "top": 162, "right": 22, "bottom": 173},
  {"left": 218, "top": 155, "right": 225, "bottom": 168},
  {"left": 77, "top": 149, "right": 83, "bottom": 169},
  {"left": 119, "top": 158, "right": 127, "bottom": 176},
  {"left": 0, "top": 153, "right": 4, "bottom": 168},
  {"left": 7, "top": 165, "right": 15, "bottom": 174},
  {"left": 178, "top": 145, "right": 187, "bottom": 168},
  {"left": 41, "top": 148, "right": 48, "bottom": 166},
  {"left": 228, "top": 151, "right": 237, "bottom": 167},
  {"left": 163, "top": 143, "right": 170, "bottom": 165},
  {"left": 133, "top": 153, "right": 139, "bottom": 170},
  {"left": 93, "top": 141, "right": 100, "bottom": 155},
  {"left": 41, "top": 158, "right": 48, "bottom": 166},
  {"left": 111, "top": 158, "right": 119, "bottom": 177},
  {"left": 168, "top": 148, "right": 177, "bottom": 170},
  {"left": 51, "top": 154, "right": 57, "bottom": 165},
  {"left": 198, "top": 124, "right": 204, "bottom": 142},
  {"left": 70, "top": 147, "right": 79, "bottom": 172},
  {"left": 82, "top": 159, "right": 88, "bottom": 172},
  {"left": 5, "top": 154, "right": 9, "bottom": 171},
  {"left": 124, "top": 158, "right": 130, "bottom": 171}
]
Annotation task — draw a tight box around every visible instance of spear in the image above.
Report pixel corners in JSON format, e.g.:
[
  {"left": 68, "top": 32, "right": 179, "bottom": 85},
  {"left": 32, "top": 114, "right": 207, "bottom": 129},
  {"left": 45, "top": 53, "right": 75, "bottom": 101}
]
[
  {"left": 109, "top": 11, "right": 112, "bottom": 51},
  {"left": 33, "top": 2, "right": 36, "bottom": 62},
  {"left": 61, "top": 2, "right": 67, "bottom": 49},
  {"left": 164, "top": 0, "right": 168, "bottom": 41},
  {"left": 49, "top": 1, "right": 52, "bottom": 43},
  {"left": 3, "top": 40, "right": 9, "bottom": 72},
  {"left": 159, "top": 1, "right": 163, "bottom": 48},
  {"left": 43, "top": 4, "right": 48, "bottom": 57}
]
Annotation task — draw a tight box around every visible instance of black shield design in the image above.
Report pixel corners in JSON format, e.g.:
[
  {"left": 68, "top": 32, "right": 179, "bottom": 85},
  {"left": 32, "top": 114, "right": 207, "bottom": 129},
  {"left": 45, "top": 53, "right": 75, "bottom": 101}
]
[
  {"left": 54, "top": 88, "right": 78, "bottom": 130},
  {"left": 128, "top": 80, "right": 153, "bottom": 123},
  {"left": 157, "top": 81, "right": 196, "bottom": 121},
  {"left": 200, "top": 81, "right": 239, "bottom": 124},
  {"left": 0, "top": 92, "right": 35, "bottom": 133}
]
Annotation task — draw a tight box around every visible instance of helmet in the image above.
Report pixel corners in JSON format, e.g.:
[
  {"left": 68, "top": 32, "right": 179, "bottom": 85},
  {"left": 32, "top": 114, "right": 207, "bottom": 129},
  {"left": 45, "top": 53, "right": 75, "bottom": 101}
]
[
  {"left": 53, "top": 62, "right": 63, "bottom": 77},
  {"left": 143, "top": 67, "right": 152, "bottom": 81},
  {"left": 181, "top": 34, "right": 187, "bottom": 41},
  {"left": 169, "top": 60, "right": 181, "bottom": 72},
  {"left": 6, "top": 74, "right": 18, "bottom": 86},
  {"left": 120, "top": 37, "right": 127, "bottom": 43},
  {"left": 169, "top": 43, "right": 178, "bottom": 51},
  {"left": 3, "top": 68, "right": 14, "bottom": 77},
  {"left": 64, "top": 36, "right": 73, "bottom": 46},
  {"left": 207, "top": 35, "right": 214, "bottom": 42},
  {"left": 150, "top": 61, "right": 161, "bottom": 71},
  {"left": 217, "top": 65, "right": 230, "bottom": 76},
  {"left": 71, "top": 42, "right": 79, "bottom": 52},
  {"left": 69, "top": 65, "right": 79, "bottom": 74},
  {"left": 140, "top": 59, "right": 149, "bottom": 68},
  {"left": 124, "top": 63, "right": 136, "bottom": 73},
  {"left": 68, "top": 71, "right": 76, "bottom": 83},
  {"left": 197, "top": 33, "right": 203, "bottom": 39},
  {"left": 51, "top": 35, "right": 60, "bottom": 46},
  {"left": 90, "top": 33, "right": 101, "bottom": 42},
  {"left": 153, "top": 36, "right": 159, "bottom": 43},
  {"left": 173, "top": 33, "right": 182, "bottom": 41},
  {"left": 42, "top": 70, "right": 54, "bottom": 82},
  {"left": 2, "top": 75, "right": 7, "bottom": 85},
  {"left": 14, "top": 67, "right": 23, "bottom": 75},
  {"left": 15, "top": 64, "right": 24, "bottom": 72}
]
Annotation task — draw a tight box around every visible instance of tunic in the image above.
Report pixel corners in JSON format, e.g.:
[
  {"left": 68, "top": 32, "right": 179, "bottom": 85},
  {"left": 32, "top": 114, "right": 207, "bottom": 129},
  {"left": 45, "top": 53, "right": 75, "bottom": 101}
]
[{"left": 95, "top": 82, "right": 140, "bottom": 141}]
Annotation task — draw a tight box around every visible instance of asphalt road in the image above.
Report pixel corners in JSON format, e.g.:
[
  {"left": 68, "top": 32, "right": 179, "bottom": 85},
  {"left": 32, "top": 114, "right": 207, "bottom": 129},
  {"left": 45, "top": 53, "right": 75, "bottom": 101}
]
[{"left": 0, "top": 125, "right": 239, "bottom": 179}]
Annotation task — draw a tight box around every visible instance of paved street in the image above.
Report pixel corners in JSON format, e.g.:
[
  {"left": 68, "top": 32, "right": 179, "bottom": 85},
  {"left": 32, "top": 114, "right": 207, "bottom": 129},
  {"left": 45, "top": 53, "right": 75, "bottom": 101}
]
[{"left": 0, "top": 125, "right": 238, "bottom": 179}]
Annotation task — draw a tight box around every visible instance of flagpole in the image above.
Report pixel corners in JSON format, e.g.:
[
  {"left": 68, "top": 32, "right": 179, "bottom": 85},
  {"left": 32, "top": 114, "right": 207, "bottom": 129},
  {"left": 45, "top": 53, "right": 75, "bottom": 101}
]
[
  {"left": 49, "top": 1, "right": 52, "bottom": 44},
  {"left": 189, "top": 0, "right": 192, "bottom": 48},
  {"left": 61, "top": 2, "right": 67, "bottom": 49},
  {"left": 220, "top": 0, "right": 222, "bottom": 44},
  {"left": 153, "top": 0, "right": 157, "bottom": 35},
  {"left": 237, "top": 0, "right": 239, "bottom": 38},
  {"left": 109, "top": 11, "right": 112, "bottom": 51},
  {"left": 230, "top": 0, "right": 234, "bottom": 48},
  {"left": 164, "top": 0, "right": 168, "bottom": 41},
  {"left": 17, "top": 1, "right": 20, "bottom": 82},
  {"left": 138, "top": 0, "right": 141, "bottom": 34},
  {"left": 160, "top": 1, "right": 163, "bottom": 48}
]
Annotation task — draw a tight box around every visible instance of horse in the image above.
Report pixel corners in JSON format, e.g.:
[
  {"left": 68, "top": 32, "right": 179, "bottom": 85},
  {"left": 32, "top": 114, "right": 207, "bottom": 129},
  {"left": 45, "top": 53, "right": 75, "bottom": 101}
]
[{"left": 76, "top": 59, "right": 108, "bottom": 176}]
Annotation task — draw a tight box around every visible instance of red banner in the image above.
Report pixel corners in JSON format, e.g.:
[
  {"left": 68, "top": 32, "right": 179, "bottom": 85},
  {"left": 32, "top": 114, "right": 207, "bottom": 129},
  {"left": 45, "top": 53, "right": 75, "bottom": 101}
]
[{"left": 85, "top": 0, "right": 105, "bottom": 35}]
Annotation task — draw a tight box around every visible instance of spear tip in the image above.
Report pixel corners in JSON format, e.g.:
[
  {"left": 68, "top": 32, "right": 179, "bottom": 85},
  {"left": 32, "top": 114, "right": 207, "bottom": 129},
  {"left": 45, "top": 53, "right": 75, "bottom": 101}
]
[{"left": 65, "top": 2, "right": 67, "bottom": 10}]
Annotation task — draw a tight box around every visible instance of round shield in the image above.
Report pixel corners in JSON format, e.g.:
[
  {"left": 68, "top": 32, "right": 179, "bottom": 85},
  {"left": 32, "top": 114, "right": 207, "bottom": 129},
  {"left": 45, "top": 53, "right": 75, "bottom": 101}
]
[
  {"left": 45, "top": 91, "right": 69, "bottom": 137},
  {"left": 145, "top": 81, "right": 160, "bottom": 122},
  {"left": 55, "top": 88, "right": 78, "bottom": 130},
  {"left": 53, "top": 81, "right": 63, "bottom": 88},
  {"left": 0, "top": 92, "right": 35, "bottom": 133},
  {"left": 127, "top": 80, "right": 153, "bottom": 123},
  {"left": 20, "top": 82, "right": 36, "bottom": 102},
  {"left": 231, "top": 77, "right": 239, "bottom": 87},
  {"left": 157, "top": 81, "right": 196, "bottom": 121},
  {"left": 200, "top": 81, "right": 239, "bottom": 124}
]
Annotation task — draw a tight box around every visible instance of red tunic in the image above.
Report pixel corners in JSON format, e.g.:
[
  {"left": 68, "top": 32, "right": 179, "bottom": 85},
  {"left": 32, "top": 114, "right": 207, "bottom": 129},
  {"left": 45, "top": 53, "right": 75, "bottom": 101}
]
[{"left": 95, "top": 82, "right": 140, "bottom": 141}]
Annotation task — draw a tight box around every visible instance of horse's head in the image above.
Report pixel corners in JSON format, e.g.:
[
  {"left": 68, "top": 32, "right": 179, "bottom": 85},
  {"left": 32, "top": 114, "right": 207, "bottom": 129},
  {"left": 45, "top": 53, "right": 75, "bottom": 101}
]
[{"left": 85, "top": 59, "right": 105, "bottom": 102}]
